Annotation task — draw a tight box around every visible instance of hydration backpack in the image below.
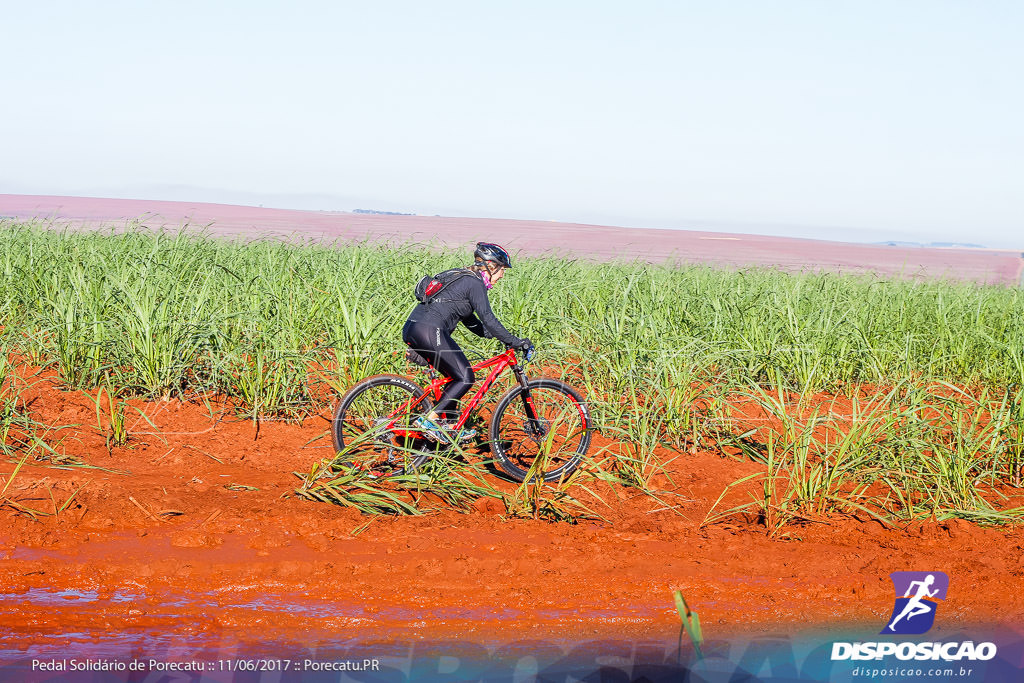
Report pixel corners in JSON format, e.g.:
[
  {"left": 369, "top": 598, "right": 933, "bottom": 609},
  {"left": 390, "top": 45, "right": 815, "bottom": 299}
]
[{"left": 414, "top": 268, "right": 474, "bottom": 304}]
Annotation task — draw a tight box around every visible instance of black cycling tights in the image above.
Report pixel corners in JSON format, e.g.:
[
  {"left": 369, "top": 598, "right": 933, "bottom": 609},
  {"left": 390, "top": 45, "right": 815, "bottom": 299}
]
[{"left": 402, "top": 321, "right": 474, "bottom": 419}]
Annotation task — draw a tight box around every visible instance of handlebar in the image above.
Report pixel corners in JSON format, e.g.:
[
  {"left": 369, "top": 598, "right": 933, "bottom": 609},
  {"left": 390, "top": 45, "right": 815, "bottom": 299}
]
[{"left": 506, "top": 343, "right": 536, "bottom": 362}]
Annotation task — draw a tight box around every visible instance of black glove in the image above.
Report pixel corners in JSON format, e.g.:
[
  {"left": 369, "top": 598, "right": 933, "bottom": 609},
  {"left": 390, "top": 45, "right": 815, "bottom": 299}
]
[{"left": 516, "top": 337, "right": 533, "bottom": 351}]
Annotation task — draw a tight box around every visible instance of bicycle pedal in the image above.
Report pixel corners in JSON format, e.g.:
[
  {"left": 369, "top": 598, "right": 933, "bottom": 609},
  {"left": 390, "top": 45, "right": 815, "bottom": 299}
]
[
  {"left": 428, "top": 429, "right": 476, "bottom": 445},
  {"left": 415, "top": 429, "right": 441, "bottom": 443},
  {"left": 438, "top": 423, "right": 476, "bottom": 443},
  {"left": 454, "top": 428, "right": 477, "bottom": 443}
]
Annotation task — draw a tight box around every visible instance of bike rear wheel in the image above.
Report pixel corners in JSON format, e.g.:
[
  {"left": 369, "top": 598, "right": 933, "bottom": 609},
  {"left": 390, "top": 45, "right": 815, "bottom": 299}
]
[
  {"left": 331, "top": 374, "right": 435, "bottom": 476},
  {"left": 488, "top": 378, "right": 593, "bottom": 482}
]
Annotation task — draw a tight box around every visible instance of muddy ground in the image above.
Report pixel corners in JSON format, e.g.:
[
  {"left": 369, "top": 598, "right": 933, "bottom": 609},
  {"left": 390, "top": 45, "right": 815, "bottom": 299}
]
[{"left": 3, "top": 366, "right": 1024, "bottom": 659}]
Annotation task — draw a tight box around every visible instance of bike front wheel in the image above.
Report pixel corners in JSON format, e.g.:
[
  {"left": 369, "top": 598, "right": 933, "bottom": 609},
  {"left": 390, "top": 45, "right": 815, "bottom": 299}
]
[
  {"left": 331, "top": 374, "right": 435, "bottom": 476},
  {"left": 489, "top": 379, "right": 593, "bottom": 482}
]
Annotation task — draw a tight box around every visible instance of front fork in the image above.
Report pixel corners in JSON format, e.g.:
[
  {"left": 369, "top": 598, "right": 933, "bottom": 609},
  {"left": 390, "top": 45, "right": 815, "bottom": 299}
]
[{"left": 512, "top": 364, "right": 542, "bottom": 427}]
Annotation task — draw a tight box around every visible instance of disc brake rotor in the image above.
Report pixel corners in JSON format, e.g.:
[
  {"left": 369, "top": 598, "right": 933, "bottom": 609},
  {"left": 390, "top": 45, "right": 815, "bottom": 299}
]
[
  {"left": 368, "top": 418, "right": 400, "bottom": 463},
  {"left": 523, "top": 418, "right": 551, "bottom": 443}
]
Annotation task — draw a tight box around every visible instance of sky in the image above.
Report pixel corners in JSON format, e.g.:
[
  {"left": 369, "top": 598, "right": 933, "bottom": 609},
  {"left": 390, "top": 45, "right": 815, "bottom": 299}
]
[{"left": 2, "top": 1, "right": 1022, "bottom": 248}]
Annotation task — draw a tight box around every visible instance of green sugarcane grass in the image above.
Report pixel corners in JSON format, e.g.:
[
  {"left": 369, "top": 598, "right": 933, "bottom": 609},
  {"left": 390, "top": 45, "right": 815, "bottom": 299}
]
[
  {"left": 673, "top": 590, "right": 704, "bottom": 661},
  {"left": 5, "top": 221, "right": 1024, "bottom": 525},
  {"left": 298, "top": 435, "right": 504, "bottom": 516}
]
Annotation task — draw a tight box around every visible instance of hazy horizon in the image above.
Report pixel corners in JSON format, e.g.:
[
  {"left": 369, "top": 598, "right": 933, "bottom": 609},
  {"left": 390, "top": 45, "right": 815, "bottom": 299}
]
[{"left": 3, "top": 188, "right": 1008, "bottom": 251}]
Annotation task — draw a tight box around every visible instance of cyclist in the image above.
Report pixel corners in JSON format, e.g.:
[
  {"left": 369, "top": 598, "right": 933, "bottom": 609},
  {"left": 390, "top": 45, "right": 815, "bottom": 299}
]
[{"left": 402, "top": 242, "right": 532, "bottom": 444}]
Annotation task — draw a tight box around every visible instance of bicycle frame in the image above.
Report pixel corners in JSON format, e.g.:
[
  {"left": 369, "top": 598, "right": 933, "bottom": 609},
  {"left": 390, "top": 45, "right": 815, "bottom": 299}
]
[{"left": 389, "top": 347, "right": 540, "bottom": 437}]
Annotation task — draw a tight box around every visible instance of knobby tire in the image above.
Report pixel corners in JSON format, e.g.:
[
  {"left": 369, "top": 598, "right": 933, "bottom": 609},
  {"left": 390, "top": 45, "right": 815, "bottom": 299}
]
[
  {"left": 331, "top": 374, "right": 434, "bottom": 476},
  {"left": 489, "top": 378, "right": 593, "bottom": 482}
]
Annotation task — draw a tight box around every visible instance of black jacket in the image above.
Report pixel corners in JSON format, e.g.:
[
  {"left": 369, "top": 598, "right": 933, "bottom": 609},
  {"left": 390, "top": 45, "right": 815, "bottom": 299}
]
[{"left": 405, "top": 270, "right": 519, "bottom": 346}]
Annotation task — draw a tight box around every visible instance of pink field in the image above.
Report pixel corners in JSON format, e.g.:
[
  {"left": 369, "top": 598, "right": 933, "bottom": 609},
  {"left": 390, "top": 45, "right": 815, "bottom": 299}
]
[{"left": 2, "top": 194, "right": 1021, "bottom": 285}]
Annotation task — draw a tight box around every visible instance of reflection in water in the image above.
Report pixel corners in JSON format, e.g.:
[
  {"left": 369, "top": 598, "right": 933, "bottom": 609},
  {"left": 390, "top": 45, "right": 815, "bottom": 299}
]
[{"left": 0, "top": 586, "right": 649, "bottom": 660}]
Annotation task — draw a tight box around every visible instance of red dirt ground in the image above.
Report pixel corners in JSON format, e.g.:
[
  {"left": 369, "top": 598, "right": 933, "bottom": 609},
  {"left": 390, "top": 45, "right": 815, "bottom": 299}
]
[{"left": 3, "top": 364, "right": 1024, "bottom": 655}]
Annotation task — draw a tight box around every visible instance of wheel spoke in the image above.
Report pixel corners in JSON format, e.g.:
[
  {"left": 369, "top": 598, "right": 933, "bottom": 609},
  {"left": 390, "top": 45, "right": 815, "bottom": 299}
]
[
  {"left": 332, "top": 376, "right": 433, "bottom": 476},
  {"left": 491, "top": 381, "right": 591, "bottom": 481}
]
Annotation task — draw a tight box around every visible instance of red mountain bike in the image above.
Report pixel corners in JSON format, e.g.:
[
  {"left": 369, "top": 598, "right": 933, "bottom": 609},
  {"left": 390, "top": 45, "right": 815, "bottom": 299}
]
[{"left": 331, "top": 346, "right": 593, "bottom": 482}]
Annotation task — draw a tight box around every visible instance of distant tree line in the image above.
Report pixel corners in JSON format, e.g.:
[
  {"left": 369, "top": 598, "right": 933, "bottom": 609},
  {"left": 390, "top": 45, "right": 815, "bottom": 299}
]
[{"left": 353, "top": 209, "right": 415, "bottom": 216}]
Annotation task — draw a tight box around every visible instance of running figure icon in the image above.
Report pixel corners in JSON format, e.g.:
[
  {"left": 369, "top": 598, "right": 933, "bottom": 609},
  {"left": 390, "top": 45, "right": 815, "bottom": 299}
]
[
  {"left": 887, "top": 574, "right": 938, "bottom": 631},
  {"left": 882, "top": 571, "right": 949, "bottom": 635}
]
